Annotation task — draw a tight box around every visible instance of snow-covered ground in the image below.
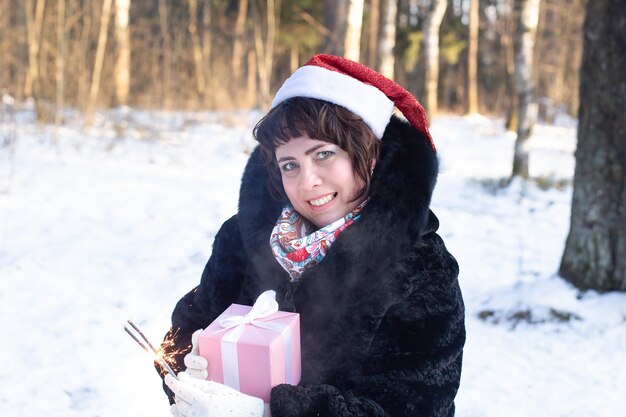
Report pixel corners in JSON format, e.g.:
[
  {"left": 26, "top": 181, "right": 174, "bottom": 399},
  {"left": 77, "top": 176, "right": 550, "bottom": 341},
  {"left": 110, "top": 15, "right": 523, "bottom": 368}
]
[{"left": 0, "top": 108, "right": 623, "bottom": 417}]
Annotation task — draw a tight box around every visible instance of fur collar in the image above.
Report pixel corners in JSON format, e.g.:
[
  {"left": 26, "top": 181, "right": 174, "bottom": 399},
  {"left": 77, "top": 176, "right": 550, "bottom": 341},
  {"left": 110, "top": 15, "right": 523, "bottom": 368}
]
[
  {"left": 236, "top": 115, "right": 439, "bottom": 287},
  {"left": 236, "top": 116, "right": 440, "bottom": 383}
]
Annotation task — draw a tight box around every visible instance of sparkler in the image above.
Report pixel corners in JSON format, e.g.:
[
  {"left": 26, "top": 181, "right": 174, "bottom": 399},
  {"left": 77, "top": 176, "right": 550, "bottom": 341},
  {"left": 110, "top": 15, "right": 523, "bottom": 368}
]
[{"left": 124, "top": 319, "right": 179, "bottom": 380}]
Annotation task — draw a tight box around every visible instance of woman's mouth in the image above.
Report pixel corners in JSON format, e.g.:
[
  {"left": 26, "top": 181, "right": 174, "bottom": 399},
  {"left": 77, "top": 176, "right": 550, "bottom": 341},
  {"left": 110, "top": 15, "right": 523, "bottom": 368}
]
[{"left": 308, "top": 193, "right": 337, "bottom": 207}]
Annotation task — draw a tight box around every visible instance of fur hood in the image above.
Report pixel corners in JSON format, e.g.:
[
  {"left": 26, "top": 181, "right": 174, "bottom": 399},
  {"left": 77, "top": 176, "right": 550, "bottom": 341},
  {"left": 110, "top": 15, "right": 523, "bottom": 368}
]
[
  {"left": 236, "top": 115, "right": 439, "bottom": 293},
  {"left": 234, "top": 116, "right": 449, "bottom": 388}
]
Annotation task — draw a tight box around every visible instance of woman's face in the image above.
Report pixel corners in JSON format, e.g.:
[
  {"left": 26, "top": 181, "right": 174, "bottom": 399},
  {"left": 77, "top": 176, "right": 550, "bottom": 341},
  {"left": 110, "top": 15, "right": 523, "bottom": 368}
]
[{"left": 275, "top": 135, "right": 368, "bottom": 228}]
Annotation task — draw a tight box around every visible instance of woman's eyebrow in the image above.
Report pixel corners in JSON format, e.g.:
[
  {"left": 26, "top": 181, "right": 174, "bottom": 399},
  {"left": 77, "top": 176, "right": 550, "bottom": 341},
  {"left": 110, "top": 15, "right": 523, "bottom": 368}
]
[
  {"left": 304, "top": 144, "right": 326, "bottom": 155},
  {"left": 277, "top": 144, "right": 328, "bottom": 163}
]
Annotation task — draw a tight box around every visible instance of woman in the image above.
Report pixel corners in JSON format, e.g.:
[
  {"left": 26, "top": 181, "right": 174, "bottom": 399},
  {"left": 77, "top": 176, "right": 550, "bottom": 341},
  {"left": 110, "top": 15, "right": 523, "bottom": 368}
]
[{"left": 159, "top": 55, "right": 465, "bottom": 417}]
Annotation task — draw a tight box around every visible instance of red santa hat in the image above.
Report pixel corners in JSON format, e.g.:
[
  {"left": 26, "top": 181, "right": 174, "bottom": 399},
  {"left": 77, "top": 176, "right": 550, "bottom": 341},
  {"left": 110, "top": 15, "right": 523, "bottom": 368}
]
[{"left": 271, "top": 54, "right": 434, "bottom": 149}]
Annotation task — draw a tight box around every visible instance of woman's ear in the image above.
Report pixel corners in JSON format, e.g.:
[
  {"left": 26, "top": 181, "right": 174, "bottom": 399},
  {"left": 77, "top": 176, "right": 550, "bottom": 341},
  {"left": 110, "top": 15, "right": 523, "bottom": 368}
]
[{"left": 370, "top": 159, "right": 377, "bottom": 175}]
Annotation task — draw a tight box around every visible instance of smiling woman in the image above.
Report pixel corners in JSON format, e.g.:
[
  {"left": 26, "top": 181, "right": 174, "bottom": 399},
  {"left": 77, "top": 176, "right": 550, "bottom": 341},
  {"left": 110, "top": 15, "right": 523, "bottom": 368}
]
[
  {"left": 157, "top": 54, "right": 465, "bottom": 417},
  {"left": 254, "top": 97, "right": 380, "bottom": 206}
]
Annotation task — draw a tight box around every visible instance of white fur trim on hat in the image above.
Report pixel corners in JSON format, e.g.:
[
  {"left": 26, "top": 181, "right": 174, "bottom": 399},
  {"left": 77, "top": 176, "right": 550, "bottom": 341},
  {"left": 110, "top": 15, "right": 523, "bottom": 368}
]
[{"left": 271, "top": 66, "right": 395, "bottom": 139}]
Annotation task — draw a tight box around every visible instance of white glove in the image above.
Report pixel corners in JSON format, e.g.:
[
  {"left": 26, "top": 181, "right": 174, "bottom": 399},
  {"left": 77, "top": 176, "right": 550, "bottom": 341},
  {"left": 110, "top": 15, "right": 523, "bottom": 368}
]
[
  {"left": 184, "top": 329, "right": 208, "bottom": 380},
  {"left": 165, "top": 372, "right": 265, "bottom": 417}
]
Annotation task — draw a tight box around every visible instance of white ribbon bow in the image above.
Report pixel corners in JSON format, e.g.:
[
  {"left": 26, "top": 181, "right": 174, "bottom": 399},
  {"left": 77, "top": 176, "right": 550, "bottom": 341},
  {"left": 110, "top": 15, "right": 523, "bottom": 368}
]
[{"left": 219, "top": 290, "right": 279, "bottom": 329}]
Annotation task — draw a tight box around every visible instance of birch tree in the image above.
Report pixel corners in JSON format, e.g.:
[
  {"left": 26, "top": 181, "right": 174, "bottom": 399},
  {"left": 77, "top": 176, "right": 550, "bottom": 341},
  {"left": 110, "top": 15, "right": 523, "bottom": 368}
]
[
  {"left": 467, "top": 0, "right": 479, "bottom": 114},
  {"left": 344, "top": 0, "right": 364, "bottom": 61},
  {"left": 324, "top": 0, "right": 348, "bottom": 56},
  {"left": 114, "top": 0, "right": 130, "bottom": 106},
  {"left": 511, "top": 0, "right": 540, "bottom": 178},
  {"left": 77, "top": 0, "right": 93, "bottom": 110},
  {"left": 559, "top": 0, "right": 626, "bottom": 292},
  {"left": 55, "top": 0, "right": 65, "bottom": 130},
  {"left": 422, "top": 0, "right": 447, "bottom": 118},
  {"left": 232, "top": 0, "right": 248, "bottom": 92},
  {"left": 24, "top": 0, "right": 47, "bottom": 121},
  {"left": 254, "top": 0, "right": 281, "bottom": 108},
  {"left": 202, "top": 0, "right": 212, "bottom": 90},
  {"left": 367, "top": 0, "right": 380, "bottom": 69},
  {"left": 188, "top": 0, "right": 206, "bottom": 98},
  {"left": 159, "top": 0, "right": 172, "bottom": 109},
  {"left": 85, "top": 0, "right": 113, "bottom": 126},
  {"left": 378, "top": 0, "right": 397, "bottom": 78}
]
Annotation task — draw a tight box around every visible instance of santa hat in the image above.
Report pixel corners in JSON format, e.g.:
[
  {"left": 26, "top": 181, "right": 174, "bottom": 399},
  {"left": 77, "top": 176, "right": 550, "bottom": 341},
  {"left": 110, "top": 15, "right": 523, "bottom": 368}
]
[{"left": 271, "top": 54, "right": 434, "bottom": 149}]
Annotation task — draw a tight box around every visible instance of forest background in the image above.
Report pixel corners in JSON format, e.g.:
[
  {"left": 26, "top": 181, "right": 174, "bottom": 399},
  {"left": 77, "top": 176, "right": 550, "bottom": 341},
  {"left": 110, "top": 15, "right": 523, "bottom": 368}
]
[{"left": 1, "top": 0, "right": 584, "bottom": 124}]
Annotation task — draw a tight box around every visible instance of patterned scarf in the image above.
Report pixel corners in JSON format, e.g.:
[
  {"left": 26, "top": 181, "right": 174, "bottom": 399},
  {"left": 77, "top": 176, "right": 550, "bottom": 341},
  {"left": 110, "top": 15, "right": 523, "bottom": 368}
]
[{"left": 270, "top": 200, "right": 367, "bottom": 281}]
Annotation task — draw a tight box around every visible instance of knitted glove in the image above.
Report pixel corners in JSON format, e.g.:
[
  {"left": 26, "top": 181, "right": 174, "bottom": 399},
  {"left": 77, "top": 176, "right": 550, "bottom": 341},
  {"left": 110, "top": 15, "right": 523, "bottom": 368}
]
[
  {"left": 165, "top": 372, "right": 265, "bottom": 417},
  {"left": 184, "top": 329, "right": 208, "bottom": 380}
]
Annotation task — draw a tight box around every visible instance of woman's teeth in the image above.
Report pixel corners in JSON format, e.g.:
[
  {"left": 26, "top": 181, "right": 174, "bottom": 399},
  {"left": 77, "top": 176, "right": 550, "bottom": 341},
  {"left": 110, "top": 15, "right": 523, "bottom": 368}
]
[{"left": 309, "top": 193, "right": 336, "bottom": 207}]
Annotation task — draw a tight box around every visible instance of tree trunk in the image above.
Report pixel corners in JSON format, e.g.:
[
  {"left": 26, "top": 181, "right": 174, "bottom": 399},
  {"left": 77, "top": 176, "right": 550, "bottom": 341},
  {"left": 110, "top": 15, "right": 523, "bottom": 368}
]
[
  {"left": 188, "top": 0, "right": 206, "bottom": 99},
  {"left": 159, "top": 0, "right": 172, "bottom": 109},
  {"left": 422, "top": 0, "right": 447, "bottom": 118},
  {"left": 467, "top": 0, "right": 479, "bottom": 114},
  {"left": 502, "top": 2, "right": 518, "bottom": 131},
  {"left": 344, "top": 0, "right": 364, "bottom": 61},
  {"left": 24, "top": 0, "right": 47, "bottom": 122},
  {"left": 0, "top": 0, "right": 8, "bottom": 93},
  {"left": 254, "top": 0, "right": 280, "bottom": 109},
  {"left": 85, "top": 0, "right": 113, "bottom": 126},
  {"left": 367, "top": 0, "right": 380, "bottom": 69},
  {"left": 78, "top": 0, "right": 92, "bottom": 112},
  {"left": 114, "top": 0, "right": 130, "bottom": 106},
  {"left": 202, "top": 0, "right": 212, "bottom": 92},
  {"left": 511, "top": 0, "right": 540, "bottom": 178},
  {"left": 55, "top": 0, "right": 65, "bottom": 132},
  {"left": 290, "top": 42, "right": 299, "bottom": 73},
  {"left": 559, "top": 0, "right": 626, "bottom": 292},
  {"left": 324, "top": 0, "right": 348, "bottom": 56},
  {"left": 246, "top": 47, "right": 257, "bottom": 106},
  {"left": 232, "top": 0, "right": 248, "bottom": 97},
  {"left": 378, "top": 0, "right": 397, "bottom": 78}
]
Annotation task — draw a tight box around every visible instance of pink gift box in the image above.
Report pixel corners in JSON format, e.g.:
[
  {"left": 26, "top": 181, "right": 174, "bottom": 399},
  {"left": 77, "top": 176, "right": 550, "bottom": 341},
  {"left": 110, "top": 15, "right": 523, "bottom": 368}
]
[{"left": 198, "top": 302, "right": 301, "bottom": 403}]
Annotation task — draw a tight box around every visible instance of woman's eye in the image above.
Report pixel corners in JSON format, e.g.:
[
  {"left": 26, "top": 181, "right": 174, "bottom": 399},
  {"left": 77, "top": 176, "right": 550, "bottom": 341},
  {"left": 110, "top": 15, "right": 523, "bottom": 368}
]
[
  {"left": 317, "top": 150, "right": 335, "bottom": 160},
  {"left": 281, "top": 162, "right": 298, "bottom": 172}
]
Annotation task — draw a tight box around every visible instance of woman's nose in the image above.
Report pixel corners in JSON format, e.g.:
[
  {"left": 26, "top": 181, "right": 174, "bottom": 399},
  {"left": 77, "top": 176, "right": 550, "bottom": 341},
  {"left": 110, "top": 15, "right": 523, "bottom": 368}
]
[{"left": 300, "top": 166, "right": 322, "bottom": 190}]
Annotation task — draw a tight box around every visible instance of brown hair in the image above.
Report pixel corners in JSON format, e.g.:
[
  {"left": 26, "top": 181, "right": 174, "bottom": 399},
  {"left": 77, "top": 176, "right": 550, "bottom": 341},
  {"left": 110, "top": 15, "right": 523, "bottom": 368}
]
[{"left": 253, "top": 97, "right": 380, "bottom": 201}]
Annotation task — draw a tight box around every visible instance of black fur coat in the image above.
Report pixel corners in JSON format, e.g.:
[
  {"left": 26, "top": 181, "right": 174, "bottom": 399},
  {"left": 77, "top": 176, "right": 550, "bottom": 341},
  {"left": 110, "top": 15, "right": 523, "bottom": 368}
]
[{"left": 158, "top": 116, "right": 465, "bottom": 417}]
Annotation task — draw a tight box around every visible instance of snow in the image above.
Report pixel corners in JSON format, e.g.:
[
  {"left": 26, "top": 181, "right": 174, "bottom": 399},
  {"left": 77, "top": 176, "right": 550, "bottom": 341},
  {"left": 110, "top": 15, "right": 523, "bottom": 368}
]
[{"left": 1, "top": 109, "right": 624, "bottom": 417}]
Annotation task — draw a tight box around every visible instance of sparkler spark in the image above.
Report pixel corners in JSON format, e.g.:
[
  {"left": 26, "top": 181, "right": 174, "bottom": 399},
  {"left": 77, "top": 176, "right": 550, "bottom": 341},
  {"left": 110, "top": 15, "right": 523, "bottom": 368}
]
[{"left": 124, "top": 320, "right": 179, "bottom": 380}]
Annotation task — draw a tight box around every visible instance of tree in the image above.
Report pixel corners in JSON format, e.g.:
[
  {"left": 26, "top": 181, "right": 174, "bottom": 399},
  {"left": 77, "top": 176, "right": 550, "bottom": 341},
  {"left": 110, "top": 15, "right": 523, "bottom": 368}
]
[
  {"left": 324, "top": 0, "right": 348, "bottom": 56},
  {"left": 254, "top": 0, "right": 281, "bottom": 108},
  {"left": 344, "top": 0, "right": 364, "bottom": 61},
  {"left": 85, "top": 0, "right": 113, "bottom": 126},
  {"left": 55, "top": 0, "right": 66, "bottom": 131},
  {"left": 511, "top": 0, "right": 540, "bottom": 178},
  {"left": 158, "top": 0, "right": 172, "bottom": 109},
  {"left": 422, "top": 0, "right": 447, "bottom": 118},
  {"left": 366, "top": 0, "right": 380, "bottom": 69},
  {"left": 467, "top": 0, "right": 479, "bottom": 114},
  {"left": 24, "top": 0, "right": 47, "bottom": 121},
  {"left": 187, "top": 0, "right": 206, "bottom": 99},
  {"left": 559, "top": 0, "right": 626, "bottom": 292},
  {"left": 232, "top": 0, "right": 248, "bottom": 96},
  {"left": 114, "top": 0, "right": 131, "bottom": 106},
  {"left": 378, "top": 0, "right": 397, "bottom": 78}
]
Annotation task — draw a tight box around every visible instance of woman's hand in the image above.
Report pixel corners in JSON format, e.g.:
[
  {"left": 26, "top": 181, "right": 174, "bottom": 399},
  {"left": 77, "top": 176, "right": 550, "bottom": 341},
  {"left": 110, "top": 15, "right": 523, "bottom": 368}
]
[
  {"left": 183, "top": 329, "right": 208, "bottom": 380},
  {"left": 165, "top": 373, "right": 265, "bottom": 417}
]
